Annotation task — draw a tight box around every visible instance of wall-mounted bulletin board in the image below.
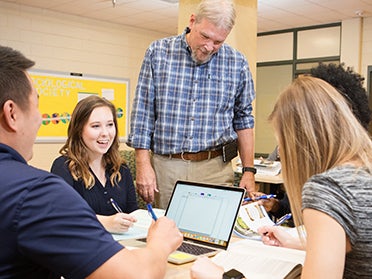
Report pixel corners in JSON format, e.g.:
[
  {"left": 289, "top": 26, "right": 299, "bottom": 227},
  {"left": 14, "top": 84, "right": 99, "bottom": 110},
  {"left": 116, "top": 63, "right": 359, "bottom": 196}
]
[{"left": 30, "top": 70, "right": 129, "bottom": 143}]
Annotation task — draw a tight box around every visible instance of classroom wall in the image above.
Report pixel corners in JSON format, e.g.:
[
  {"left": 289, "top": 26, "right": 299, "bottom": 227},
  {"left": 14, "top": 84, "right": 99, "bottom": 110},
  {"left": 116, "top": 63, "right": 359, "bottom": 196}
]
[
  {"left": 256, "top": 16, "right": 372, "bottom": 88},
  {"left": 341, "top": 17, "right": 372, "bottom": 80},
  {"left": 0, "top": 1, "right": 171, "bottom": 171},
  {"left": 1, "top": 1, "right": 372, "bottom": 168},
  {"left": 255, "top": 17, "right": 372, "bottom": 154},
  {"left": 362, "top": 17, "right": 372, "bottom": 81}
]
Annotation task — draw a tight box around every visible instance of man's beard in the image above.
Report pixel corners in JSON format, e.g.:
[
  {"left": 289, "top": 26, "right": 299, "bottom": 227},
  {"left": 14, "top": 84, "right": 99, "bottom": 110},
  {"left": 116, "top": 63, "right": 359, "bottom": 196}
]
[{"left": 191, "top": 50, "right": 212, "bottom": 65}]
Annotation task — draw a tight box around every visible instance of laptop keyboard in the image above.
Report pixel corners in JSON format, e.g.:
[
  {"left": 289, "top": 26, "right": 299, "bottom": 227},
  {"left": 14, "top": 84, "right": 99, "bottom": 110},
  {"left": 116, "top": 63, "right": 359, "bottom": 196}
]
[
  {"left": 177, "top": 242, "right": 216, "bottom": 255},
  {"left": 137, "top": 237, "right": 216, "bottom": 256}
]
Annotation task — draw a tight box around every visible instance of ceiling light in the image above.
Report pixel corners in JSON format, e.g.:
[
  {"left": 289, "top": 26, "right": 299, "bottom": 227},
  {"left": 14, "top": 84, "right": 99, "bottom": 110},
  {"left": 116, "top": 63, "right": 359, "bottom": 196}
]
[
  {"left": 355, "top": 10, "right": 364, "bottom": 17},
  {"left": 160, "top": 0, "right": 179, "bottom": 3}
]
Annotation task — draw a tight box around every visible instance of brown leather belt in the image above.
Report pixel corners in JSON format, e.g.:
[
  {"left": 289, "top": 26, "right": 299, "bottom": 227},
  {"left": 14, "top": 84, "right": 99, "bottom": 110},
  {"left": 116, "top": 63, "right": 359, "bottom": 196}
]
[{"left": 163, "top": 149, "right": 222, "bottom": 161}]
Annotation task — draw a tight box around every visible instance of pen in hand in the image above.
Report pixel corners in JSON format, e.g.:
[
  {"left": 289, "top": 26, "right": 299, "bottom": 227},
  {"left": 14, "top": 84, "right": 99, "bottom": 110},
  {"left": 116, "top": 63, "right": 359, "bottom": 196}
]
[
  {"left": 274, "top": 213, "right": 292, "bottom": 226},
  {"left": 147, "top": 203, "right": 158, "bottom": 221},
  {"left": 244, "top": 194, "right": 276, "bottom": 203},
  {"left": 262, "top": 213, "right": 292, "bottom": 236},
  {"left": 110, "top": 198, "right": 123, "bottom": 213}
]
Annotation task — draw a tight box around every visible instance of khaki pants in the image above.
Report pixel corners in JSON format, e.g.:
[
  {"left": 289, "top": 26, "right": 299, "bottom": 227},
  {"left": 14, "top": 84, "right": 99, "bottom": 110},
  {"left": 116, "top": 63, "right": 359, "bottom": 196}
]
[{"left": 152, "top": 154, "right": 234, "bottom": 209}]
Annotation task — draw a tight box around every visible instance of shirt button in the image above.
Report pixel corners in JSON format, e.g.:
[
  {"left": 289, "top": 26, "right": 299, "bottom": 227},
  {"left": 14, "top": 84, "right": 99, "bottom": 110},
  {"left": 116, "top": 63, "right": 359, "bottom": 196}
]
[{"left": 104, "top": 191, "right": 107, "bottom": 195}]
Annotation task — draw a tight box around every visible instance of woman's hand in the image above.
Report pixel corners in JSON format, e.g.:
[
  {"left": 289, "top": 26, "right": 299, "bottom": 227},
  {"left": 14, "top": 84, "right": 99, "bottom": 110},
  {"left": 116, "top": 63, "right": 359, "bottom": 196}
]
[
  {"left": 245, "top": 192, "right": 280, "bottom": 213},
  {"left": 97, "top": 213, "right": 137, "bottom": 234},
  {"left": 257, "top": 225, "right": 304, "bottom": 250}
]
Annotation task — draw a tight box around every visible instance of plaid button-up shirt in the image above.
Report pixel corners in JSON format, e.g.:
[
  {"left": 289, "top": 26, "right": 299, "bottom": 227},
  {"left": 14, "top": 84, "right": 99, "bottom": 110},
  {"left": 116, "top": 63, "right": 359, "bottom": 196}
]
[{"left": 128, "top": 29, "right": 255, "bottom": 154}]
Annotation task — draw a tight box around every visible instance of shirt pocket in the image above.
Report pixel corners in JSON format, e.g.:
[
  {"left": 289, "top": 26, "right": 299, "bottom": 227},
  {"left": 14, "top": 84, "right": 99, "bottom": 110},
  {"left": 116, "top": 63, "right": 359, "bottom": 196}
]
[{"left": 206, "top": 75, "right": 236, "bottom": 113}]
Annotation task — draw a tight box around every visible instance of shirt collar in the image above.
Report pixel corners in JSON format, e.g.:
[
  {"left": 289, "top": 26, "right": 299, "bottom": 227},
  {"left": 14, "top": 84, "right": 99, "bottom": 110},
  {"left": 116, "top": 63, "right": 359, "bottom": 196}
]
[
  {"left": 0, "top": 143, "right": 27, "bottom": 164},
  {"left": 182, "top": 26, "right": 191, "bottom": 54}
]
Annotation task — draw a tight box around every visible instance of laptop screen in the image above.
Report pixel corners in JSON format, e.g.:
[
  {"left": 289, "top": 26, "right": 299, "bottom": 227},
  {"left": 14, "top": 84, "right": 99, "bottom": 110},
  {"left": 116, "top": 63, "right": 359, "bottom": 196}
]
[{"left": 165, "top": 180, "right": 245, "bottom": 250}]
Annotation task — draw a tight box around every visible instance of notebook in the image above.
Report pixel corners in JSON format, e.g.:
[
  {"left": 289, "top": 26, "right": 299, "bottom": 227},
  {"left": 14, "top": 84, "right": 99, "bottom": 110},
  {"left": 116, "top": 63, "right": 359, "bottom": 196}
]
[{"left": 164, "top": 180, "right": 245, "bottom": 264}]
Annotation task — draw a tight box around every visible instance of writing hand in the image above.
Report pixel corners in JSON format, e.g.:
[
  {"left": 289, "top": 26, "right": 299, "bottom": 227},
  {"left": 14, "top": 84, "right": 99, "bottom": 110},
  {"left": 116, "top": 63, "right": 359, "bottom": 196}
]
[
  {"left": 98, "top": 213, "right": 137, "bottom": 234},
  {"left": 257, "top": 225, "right": 303, "bottom": 250}
]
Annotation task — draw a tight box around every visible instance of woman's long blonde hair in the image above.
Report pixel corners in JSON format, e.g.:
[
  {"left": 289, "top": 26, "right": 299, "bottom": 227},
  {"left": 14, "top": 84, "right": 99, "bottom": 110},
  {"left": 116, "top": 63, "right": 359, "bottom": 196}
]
[
  {"left": 269, "top": 76, "right": 372, "bottom": 232},
  {"left": 60, "top": 95, "right": 124, "bottom": 189}
]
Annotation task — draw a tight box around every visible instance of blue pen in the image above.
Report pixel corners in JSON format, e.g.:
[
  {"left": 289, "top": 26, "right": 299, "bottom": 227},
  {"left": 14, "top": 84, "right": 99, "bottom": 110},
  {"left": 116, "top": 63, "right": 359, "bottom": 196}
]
[
  {"left": 262, "top": 213, "right": 292, "bottom": 236},
  {"left": 275, "top": 213, "right": 292, "bottom": 226},
  {"left": 109, "top": 198, "right": 123, "bottom": 213},
  {"left": 243, "top": 194, "right": 276, "bottom": 202},
  {"left": 147, "top": 203, "right": 158, "bottom": 221}
]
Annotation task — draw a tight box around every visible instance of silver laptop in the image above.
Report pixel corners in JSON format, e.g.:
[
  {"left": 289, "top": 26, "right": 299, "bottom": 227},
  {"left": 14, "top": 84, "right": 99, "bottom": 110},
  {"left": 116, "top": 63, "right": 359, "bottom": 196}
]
[{"left": 165, "top": 180, "right": 245, "bottom": 264}]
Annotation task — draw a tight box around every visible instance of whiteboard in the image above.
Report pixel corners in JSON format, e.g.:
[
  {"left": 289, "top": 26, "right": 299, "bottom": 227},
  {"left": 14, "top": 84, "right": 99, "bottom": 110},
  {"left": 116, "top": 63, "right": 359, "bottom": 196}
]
[{"left": 30, "top": 70, "right": 129, "bottom": 143}]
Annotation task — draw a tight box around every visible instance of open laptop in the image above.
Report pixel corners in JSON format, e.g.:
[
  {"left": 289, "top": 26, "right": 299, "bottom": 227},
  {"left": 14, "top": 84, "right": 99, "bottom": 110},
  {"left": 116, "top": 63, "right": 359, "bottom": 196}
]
[{"left": 164, "top": 180, "right": 245, "bottom": 264}]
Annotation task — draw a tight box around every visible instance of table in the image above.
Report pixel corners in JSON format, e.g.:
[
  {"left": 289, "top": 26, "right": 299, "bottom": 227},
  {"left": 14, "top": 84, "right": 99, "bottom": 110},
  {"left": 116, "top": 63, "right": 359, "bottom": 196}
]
[
  {"left": 164, "top": 261, "right": 193, "bottom": 279},
  {"left": 255, "top": 173, "right": 283, "bottom": 184},
  {"left": 119, "top": 236, "right": 242, "bottom": 279},
  {"left": 163, "top": 236, "right": 241, "bottom": 279},
  {"left": 233, "top": 159, "right": 283, "bottom": 192},
  {"left": 255, "top": 173, "right": 284, "bottom": 194},
  {"left": 117, "top": 241, "right": 201, "bottom": 279},
  {"left": 163, "top": 236, "right": 305, "bottom": 279},
  {"left": 234, "top": 169, "right": 283, "bottom": 194}
]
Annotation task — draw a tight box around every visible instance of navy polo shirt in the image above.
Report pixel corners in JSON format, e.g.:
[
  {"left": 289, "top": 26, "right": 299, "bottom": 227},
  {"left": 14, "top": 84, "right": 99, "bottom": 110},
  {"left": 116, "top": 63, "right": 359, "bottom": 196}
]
[{"left": 0, "top": 143, "right": 123, "bottom": 278}]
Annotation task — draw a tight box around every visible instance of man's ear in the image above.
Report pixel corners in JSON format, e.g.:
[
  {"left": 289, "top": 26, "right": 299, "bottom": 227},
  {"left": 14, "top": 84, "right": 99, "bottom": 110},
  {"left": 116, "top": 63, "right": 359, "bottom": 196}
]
[
  {"left": 189, "top": 13, "right": 196, "bottom": 29},
  {"left": 1, "top": 100, "right": 18, "bottom": 132}
]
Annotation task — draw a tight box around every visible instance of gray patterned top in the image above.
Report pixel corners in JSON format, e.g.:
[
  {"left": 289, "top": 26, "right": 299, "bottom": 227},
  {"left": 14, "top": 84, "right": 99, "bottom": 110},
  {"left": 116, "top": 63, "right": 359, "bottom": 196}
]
[{"left": 302, "top": 165, "right": 372, "bottom": 278}]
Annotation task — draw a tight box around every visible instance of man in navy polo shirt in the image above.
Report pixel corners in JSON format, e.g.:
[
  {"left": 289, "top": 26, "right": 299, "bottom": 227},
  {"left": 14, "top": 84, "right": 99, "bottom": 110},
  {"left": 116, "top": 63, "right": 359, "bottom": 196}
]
[{"left": 0, "top": 45, "right": 182, "bottom": 279}]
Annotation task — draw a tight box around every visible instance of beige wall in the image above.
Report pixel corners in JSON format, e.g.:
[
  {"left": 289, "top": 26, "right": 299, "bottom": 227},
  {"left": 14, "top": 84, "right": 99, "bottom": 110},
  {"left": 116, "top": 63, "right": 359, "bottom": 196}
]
[
  {"left": 341, "top": 16, "right": 372, "bottom": 80},
  {"left": 340, "top": 16, "right": 372, "bottom": 80},
  {"left": 341, "top": 18, "right": 362, "bottom": 72},
  {"left": 1, "top": 0, "right": 258, "bottom": 171},
  {"left": 362, "top": 17, "right": 372, "bottom": 81},
  {"left": 1, "top": 1, "right": 372, "bottom": 168},
  {"left": 0, "top": 1, "right": 170, "bottom": 170},
  {"left": 256, "top": 18, "right": 372, "bottom": 154}
]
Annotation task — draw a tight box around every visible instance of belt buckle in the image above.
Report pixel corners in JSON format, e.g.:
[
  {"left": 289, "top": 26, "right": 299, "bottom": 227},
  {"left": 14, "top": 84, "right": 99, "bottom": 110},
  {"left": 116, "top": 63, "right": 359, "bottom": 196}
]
[
  {"left": 180, "top": 151, "right": 187, "bottom": 161},
  {"left": 207, "top": 151, "right": 211, "bottom": 160}
]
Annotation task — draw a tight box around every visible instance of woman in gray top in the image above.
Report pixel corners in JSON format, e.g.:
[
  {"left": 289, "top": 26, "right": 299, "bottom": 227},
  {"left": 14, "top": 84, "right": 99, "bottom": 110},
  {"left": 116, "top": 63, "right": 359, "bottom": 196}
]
[
  {"left": 190, "top": 76, "right": 372, "bottom": 279},
  {"left": 258, "top": 76, "right": 372, "bottom": 278}
]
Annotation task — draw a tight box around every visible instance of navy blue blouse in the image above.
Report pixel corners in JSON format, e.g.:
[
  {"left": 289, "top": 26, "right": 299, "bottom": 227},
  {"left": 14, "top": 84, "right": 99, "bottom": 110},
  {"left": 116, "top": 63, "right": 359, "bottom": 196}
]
[{"left": 51, "top": 156, "right": 138, "bottom": 215}]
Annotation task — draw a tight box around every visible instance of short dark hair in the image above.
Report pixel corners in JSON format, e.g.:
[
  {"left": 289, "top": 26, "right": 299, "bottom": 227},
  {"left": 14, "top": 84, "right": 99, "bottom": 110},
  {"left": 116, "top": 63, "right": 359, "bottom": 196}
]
[
  {"left": 310, "top": 63, "right": 371, "bottom": 130},
  {"left": 0, "top": 45, "right": 35, "bottom": 112}
]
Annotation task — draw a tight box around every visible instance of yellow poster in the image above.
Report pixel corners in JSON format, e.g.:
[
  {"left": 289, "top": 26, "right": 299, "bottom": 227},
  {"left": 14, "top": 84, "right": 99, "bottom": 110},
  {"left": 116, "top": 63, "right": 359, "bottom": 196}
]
[{"left": 30, "top": 70, "right": 129, "bottom": 142}]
